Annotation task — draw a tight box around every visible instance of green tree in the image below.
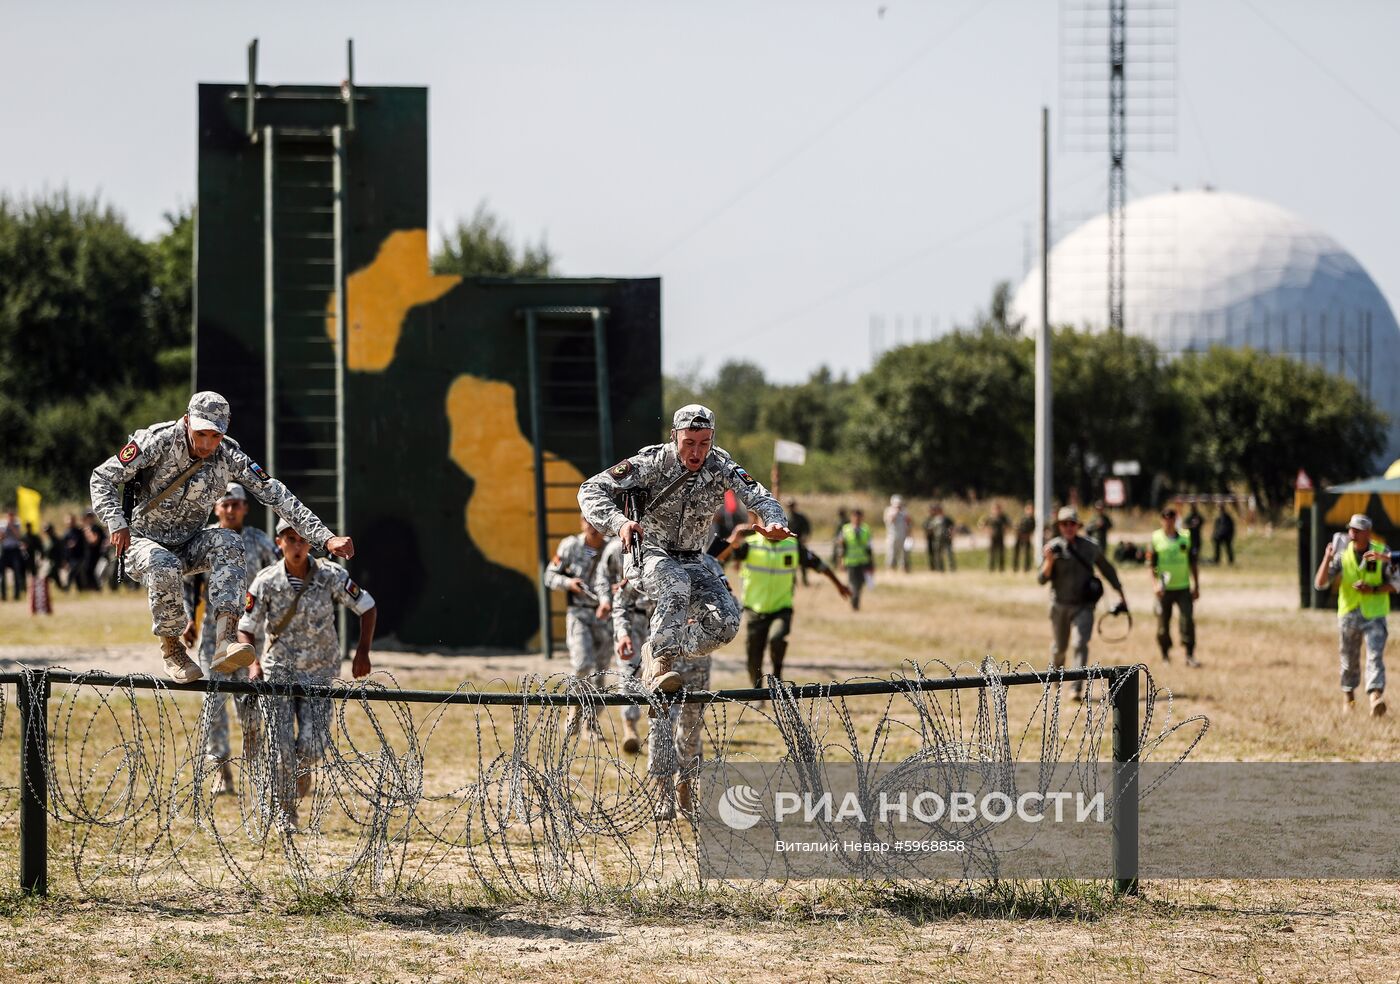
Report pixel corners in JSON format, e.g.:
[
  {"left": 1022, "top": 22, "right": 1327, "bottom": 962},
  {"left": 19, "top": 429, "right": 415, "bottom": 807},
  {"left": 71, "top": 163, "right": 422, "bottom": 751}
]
[
  {"left": 759, "top": 366, "right": 856, "bottom": 453},
  {"left": 1051, "top": 328, "right": 1185, "bottom": 505},
  {"left": 854, "top": 327, "right": 1034, "bottom": 497},
  {"left": 1172, "top": 347, "right": 1385, "bottom": 510},
  {"left": 431, "top": 202, "right": 554, "bottom": 277}
]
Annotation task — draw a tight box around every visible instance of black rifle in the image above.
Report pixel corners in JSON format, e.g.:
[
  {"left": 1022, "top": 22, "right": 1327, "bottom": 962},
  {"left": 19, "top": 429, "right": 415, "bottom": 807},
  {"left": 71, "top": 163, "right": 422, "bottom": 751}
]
[{"left": 622, "top": 489, "right": 647, "bottom": 569}]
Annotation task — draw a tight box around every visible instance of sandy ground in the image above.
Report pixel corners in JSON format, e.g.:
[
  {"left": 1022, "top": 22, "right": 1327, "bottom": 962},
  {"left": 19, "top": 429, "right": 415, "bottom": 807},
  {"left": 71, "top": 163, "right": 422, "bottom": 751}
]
[{"left": 0, "top": 528, "right": 1398, "bottom": 982}]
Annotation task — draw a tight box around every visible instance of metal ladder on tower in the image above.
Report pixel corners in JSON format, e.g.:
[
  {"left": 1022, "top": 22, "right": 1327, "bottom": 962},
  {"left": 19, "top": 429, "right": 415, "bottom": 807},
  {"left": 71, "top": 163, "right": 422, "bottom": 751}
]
[{"left": 521, "top": 307, "right": 613, "bottom": 656}]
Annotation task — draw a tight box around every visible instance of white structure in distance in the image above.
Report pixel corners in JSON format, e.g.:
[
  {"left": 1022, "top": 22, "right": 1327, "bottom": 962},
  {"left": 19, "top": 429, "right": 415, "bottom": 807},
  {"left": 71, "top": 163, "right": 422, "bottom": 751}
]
[{"left": 1010, "top": 189, "right": 1400, "bottom": 459}]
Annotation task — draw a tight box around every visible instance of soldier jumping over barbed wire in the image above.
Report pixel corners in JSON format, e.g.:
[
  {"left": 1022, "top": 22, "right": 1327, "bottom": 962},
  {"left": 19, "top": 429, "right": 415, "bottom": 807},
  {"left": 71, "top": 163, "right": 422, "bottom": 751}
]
[
  {"left": 90, "top": 391, "right": 356, "bottom": 683},
  {"left": 579, "top": 404, "right": 790, "bottom": 817}
]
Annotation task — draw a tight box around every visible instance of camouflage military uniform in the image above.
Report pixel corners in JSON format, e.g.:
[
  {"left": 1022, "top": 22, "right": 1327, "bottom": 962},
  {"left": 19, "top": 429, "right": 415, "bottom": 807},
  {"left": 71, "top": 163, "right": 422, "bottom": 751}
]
[
  {"left": 90, "top": 419, "right": 332, "bottom": 638},
  {"left": 601, "top": 537, "right": 651, "bottom": 723},
  {"left": 183, "top": 523, "right": 279, "bottom": 764},
  {"left": 633, "top": 554, "right": 724, "bottom": 780},
  {"left": 578, "top": 442, "right": 785, "bottom": 669},
  {"left": 239, "top": 559, "right": 375, "bottom": 798},
  {"left": 543, "top": 533, "right": 613, "bottom": 687}
]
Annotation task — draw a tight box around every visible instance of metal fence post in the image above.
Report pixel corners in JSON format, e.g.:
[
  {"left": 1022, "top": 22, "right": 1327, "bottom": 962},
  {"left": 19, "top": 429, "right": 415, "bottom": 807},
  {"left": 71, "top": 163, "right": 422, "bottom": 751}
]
[
  {"left": 17, "top": 670, "right": 49, "bottom": 895},
  {"left": 1111, "top": 665, "right": 1140, "bottom": 895}
]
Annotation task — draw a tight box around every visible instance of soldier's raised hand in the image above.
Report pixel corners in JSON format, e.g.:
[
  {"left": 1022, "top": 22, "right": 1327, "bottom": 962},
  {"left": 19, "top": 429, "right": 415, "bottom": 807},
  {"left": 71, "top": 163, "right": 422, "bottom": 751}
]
[
  {"left": 752, "top": 521, "right": 793, "bottom": 542},
  {"left": 618, "top": 520, "right": 643, "bottom": 547},
  {"left": 326, "top": 535, "right": 354, "bottom": 559},
  {"left": 110, "top": 529, "right": 131, "bottom": 557}
]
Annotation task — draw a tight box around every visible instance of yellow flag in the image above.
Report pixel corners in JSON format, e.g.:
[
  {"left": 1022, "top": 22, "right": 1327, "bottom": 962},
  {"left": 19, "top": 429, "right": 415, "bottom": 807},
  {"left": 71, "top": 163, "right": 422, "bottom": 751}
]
[{"left": 16, "top": 486, "right": 41, "bottom": 532}]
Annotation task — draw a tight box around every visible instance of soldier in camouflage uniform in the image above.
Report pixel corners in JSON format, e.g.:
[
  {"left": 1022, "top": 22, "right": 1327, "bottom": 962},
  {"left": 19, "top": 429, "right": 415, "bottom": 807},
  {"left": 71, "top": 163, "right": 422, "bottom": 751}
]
[
  {"left": 91, "top": 391, "right": 354, "bottom": 683},
  {"left": 600, "top": 536, "right": 650, "bottom": 754},
  {"left": 543, "top": 515, "right": 614, "bottom": 738},
  {"left": 181, "top": 483, "right": 279, "bottom": 794},
  {"left": 579, "top": 404, "right": 789, "bottom": 818},
  {"left": 239, "top": 518, "right": 376, "bottom": 823},
  {"left": 578, "top": 404, "right": 790, "bottom": 694}
]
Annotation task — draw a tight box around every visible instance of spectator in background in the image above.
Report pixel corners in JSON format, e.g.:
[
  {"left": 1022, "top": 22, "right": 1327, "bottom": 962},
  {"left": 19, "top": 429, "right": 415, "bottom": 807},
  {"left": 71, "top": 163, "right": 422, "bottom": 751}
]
[
  {"left": 786, "top": 498, "right": 813, "bottom": 586},
  {"left": 710, "top": 489, "right": 746, "bottom": 546},
  {"left": 1, "top": 510, "right": 26, "bottom": 601},
  {"left": 883, "top": 495, "right": 911, "bottom": 572},
  {"left": 1085, "top": 501, "right": 1113, "bottom": 554},
  {"left": 835, "top": 508, "right": 874, "bottom": 610},
  {"left": 1316, "top": 514, "right": 1392, "bottom": 717},
  {"left": 81, "top": 511, "right": 106, "bottom": 591},
  {"left": 981, "top": 502, "right": 1010, "bottom": 572},
  {"left": 61, "top": 514, "right": 84, "bottom": 590},
  {"left": 1147, "top": 507, "right": 1201, "bottom": 667},
  {"left": 22, "top": 523, "right": 43, "bottom": 580},
  {"left": 1211, "top": 506, "right": 1236, "bottom": 566},
  {"left": 42, "top": 524, "right": 64, "bottom": 591},
  {"left": 1013, "top": 502, "right": 1037, "bottom": 573},
  {"left": 1184, "top": 502, "right": 1205, "bottom": 557},
  {"left": 926, "top": 504, "right": 957, "bottom": 573},
  {"left": 831, "top": 508, "right": 850, "bottom": 568}
]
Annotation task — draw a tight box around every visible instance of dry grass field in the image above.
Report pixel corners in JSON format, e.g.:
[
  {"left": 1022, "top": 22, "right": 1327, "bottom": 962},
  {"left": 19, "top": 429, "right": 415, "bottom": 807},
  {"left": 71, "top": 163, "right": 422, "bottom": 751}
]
[{"left": 0, "top": 521, "right": 1397, "bottom": 982}]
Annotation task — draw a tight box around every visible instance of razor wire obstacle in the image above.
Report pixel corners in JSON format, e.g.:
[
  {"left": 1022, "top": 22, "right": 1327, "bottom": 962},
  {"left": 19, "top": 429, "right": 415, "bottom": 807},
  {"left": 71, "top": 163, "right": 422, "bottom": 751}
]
[{"left": 0, "top": 661, "right": 1207, "bottom": 902}]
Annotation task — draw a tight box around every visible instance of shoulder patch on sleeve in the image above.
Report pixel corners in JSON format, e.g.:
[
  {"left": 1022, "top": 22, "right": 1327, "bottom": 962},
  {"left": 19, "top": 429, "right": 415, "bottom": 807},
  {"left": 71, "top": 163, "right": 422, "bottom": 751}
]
[
  {"left": 249, "top": 462, "right": 270, "bottom": 483},
  {"left": 733, "top": 465, "right": 757, "bottom": 487},
  {"left": 345, "top": 577, "right": 363, "bottom": 600},
  {"left": 610, "top": 460, "right": 633, "bottom": 478},
  {"left": 118, "top": 441, "right": 140, "bottom": 464},
  {"left": 244, "top": 591, "right": 256, "bottom": 614}
]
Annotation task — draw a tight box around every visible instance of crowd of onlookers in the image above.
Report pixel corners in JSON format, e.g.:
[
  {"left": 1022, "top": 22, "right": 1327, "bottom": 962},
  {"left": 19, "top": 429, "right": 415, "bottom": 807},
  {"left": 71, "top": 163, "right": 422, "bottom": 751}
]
[{"left": 0, "top": 508, "right": 134, "bottom": 601}]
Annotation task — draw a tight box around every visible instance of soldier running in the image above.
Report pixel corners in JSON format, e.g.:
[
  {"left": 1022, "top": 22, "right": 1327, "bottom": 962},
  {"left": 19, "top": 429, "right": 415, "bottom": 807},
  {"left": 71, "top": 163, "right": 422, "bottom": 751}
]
[
  {"left": 543, "top": 515, "right": 614, "bottom": 738},
  {"left": 239, "top": 518, "right": 376, "bottom": 824},
  {"left": 600, "top": 535, "right": 649, "bottom": 754},
  {"left": 90, "top": 392, "right": 354, "bottom": 683},
  {"left": 578, "top": 404, "right": 790, "bottom": 696},
  {"left": 181, "top": 482, "right": 279, "bottom": 793}
]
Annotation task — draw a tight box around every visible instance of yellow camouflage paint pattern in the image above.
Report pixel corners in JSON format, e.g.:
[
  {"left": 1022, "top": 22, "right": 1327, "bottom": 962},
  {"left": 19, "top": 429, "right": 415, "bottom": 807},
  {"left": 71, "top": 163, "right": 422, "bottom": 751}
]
[
  {"left": 326, "top": 229, "right": 459, "bottom": 371},
  {"left": 446, "top": 374, "right": 586, "bottom": 594}
]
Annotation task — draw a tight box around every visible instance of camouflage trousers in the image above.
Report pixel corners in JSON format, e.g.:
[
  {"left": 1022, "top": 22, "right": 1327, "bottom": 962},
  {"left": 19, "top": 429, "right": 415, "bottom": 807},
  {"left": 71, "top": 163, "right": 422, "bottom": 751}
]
[
  {"left": 197, "top": 609, "right": 264, "bottom": 763},
  {"left": 616, "top": 609, "right": 649, "bottom": 723},
  {"left": 258, "top": 666, "right": 335, "bottom": 807},
  {"left": 641, "top": 549, "right": 741, "bottom": 664},
  {"left": 566, "top": 607, "right": 612, "bottom": 688},
  {"left": 1338, "top": 609, "right": 1388, "bottom": 693},
  {"left": 647, "top": 654, "right": 711, "bottom": 778},
  {"left": 125, "top": 528, "right": 245, "bottom": 637}
]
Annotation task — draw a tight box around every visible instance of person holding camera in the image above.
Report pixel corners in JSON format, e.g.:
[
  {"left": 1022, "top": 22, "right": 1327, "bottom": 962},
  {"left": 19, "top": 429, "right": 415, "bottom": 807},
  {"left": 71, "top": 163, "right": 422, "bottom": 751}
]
[
  {"left": 1039, "top": 506, "right": 1127, "bottom": 701},
  {"left": 1315, "top": 513, "right": 1392, "bottom": 717}
]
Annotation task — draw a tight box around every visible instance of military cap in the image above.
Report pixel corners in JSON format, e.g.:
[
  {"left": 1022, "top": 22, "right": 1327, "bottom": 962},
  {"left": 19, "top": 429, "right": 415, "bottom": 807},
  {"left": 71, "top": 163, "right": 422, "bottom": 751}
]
[
  {"left": 672, "top": 404, "right": 716, "bottom": 432},
  {"left": 187, "top": 391, "right": 231, "bottom": 434}
]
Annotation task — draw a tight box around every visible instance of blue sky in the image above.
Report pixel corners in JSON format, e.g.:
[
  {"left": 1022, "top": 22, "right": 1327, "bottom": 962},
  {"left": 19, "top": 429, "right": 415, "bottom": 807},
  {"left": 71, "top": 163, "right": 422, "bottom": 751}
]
[{"left": 4, "top": 0, "right": 1397, "bottom": 381}]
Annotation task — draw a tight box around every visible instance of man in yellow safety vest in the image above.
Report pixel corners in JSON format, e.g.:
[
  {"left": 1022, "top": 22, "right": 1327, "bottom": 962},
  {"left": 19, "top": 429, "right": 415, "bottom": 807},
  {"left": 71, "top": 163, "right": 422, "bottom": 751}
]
[
  {"left": 1315, "top": 513, "right": 1394, "bottom": 716},
  {"left": 834, "top": 508, "right": 874, "bottom": 610},
  {"left": 1146, "top": 507, "right": 1201, "bottom": 666},
  {"left": 717, "top": 514, "right": 851, "bottom": 687}
]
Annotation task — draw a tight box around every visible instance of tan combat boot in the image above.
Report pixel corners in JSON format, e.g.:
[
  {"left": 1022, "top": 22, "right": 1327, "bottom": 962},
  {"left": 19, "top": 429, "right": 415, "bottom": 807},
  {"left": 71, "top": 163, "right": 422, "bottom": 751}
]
[
  {"left": 1343, "top": 692, "right": 1356, "bottom": 713},
  {"left": 676, "top": 778, "right": 695, "bottom": 816},
  {"left": 213, "top": 762, "right": 235, "bottom": 796},
  {"left": 621, "top": 716, "right": 641, "bottom": 754},
  {"left": 564, "top": 705, "right": 582, "bottom": 737},
  {"left": 1370, "top": 690, "right": 1387, "bottom": 718},
  {"left": 211, "top": 611, "right": 256, "bottom": 674},
  {"left": 644, "top": 642, "right": 682, "bottom": 694},
  {"left": 651, "top": 774, "right": 676, "bottom": 821},
  {"left": 161, "top": 636, "right": 203, "bottom": 683}
]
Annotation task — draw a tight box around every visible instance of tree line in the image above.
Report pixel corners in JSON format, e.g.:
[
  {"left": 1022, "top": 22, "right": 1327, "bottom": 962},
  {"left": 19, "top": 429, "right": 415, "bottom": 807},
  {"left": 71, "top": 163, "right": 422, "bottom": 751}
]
[
  {"left": 669, "top": 298, "right": 1386, "bottom": 512},
  {"left": 0, "top": 192, "right": 1382, "bottom": 513}
]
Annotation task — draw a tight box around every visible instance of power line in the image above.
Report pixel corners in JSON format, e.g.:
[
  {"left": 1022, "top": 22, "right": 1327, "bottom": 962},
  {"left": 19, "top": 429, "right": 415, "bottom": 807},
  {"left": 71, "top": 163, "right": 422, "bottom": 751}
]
[
  {"left": 638, "top": 0, "right": 989, "bottom": 269},
  {"left": 1236, "top": 0, "right": 1400, "bottom": 141}
]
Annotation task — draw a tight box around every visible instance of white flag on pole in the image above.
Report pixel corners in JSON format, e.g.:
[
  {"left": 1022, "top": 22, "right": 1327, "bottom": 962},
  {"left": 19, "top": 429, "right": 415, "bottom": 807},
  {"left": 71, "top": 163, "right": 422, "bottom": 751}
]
[{"left": 773, "top": 439, "right": 807, "bottom": 465}]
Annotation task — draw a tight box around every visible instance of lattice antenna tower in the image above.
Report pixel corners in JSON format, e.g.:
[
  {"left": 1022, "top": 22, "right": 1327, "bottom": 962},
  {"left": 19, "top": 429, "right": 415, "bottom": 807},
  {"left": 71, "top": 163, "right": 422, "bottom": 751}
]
[{"left": 1060, "top": 0, "right": 1177, "bottom": 331}]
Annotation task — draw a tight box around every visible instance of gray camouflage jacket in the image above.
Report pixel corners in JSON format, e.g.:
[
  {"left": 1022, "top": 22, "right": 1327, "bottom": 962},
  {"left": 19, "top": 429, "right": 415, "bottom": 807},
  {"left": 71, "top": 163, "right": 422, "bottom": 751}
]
[
  {"left": 578, "top": 443, "right": 785, "bottom": 553},
  {"left": 90, "top": 419, "right": 333, "bottom": 550},
  {"left": 544, "top": 534, "right": 606, "bottom": 611},
  {"left": 239, "top": 559, "right": 375, "bottom": 674}
]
